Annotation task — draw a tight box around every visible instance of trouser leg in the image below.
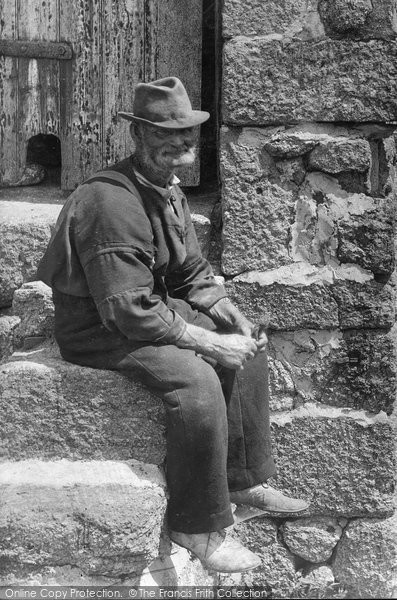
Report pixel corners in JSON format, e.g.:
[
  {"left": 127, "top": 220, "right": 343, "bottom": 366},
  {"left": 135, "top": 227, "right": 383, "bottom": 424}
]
[
  {"left": 217, "top": 352, "right": 276, "bottom": 491},
  {"left": 117, "top": 344, "right": 235, "bottom": 534}
]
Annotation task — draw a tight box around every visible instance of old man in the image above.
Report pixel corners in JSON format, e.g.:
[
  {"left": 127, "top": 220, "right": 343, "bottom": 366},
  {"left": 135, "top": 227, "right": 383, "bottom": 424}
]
[{"left": 38, "top": 77, "right": 309, "bottom": 573}]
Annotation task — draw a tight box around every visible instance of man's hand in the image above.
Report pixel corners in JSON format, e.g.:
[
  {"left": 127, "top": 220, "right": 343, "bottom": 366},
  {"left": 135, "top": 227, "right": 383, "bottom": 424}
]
[
  {"left": 176, "top": 324, "right": 258, "bottom": 370},
  {"left": 207, "top": 332, "right": 259, "bottom": 369},
  {"left": 208, "top": 299, "right": 255, "bottom": 337}
]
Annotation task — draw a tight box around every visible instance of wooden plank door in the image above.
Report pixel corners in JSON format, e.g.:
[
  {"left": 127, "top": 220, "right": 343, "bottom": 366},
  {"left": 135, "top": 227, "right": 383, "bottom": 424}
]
[
  {"left": 0, "top": 0, "right": 203, "bottom": 190},
  {"left": 0, "top": 0, "right": 61, "bottom": 186}
]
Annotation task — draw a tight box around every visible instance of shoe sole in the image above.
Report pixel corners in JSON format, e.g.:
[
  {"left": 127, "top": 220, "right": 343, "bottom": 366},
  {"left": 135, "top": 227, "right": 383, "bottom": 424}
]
[{"left": 169, "top": 536, "right": 261, "bottom": 573}]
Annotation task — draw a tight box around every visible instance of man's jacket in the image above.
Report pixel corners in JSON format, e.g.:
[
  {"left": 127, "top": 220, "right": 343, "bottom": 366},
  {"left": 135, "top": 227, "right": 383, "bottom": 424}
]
[{"left": 38, "top": 157, "right": 227, "bottom": 355}]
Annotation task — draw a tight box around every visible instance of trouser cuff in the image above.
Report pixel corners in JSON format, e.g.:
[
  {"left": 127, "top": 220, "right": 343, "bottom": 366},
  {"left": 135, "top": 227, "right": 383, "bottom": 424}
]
[{"left": 168, "top": 505, "right": 234, "bottom": 534}]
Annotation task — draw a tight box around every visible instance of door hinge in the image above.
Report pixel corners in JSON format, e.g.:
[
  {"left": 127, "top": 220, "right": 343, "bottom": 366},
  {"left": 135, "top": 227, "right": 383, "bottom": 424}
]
[{"left": 0, "top": 39, "right": 72, "bottom": 60}]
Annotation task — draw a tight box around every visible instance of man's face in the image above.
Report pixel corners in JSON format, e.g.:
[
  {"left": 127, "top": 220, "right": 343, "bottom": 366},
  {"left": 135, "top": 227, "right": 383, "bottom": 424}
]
[{"left": 136, "top": 124, "right": 197, "bottom": 172}]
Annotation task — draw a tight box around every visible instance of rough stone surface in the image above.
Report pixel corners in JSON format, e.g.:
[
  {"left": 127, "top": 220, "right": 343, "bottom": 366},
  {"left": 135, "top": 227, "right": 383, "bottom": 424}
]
[
  {"left": 223, "top": 0, "right": 396, "bottom": 39},
  {"left": 223, "top": 0, "right": 318, "bottom": 38},
  {"left": 337, "top": 199, "right": 395, "bottom": 276},
  {"left": 220, "top": 127, "right": 296, "bottom": 275},
  {"left": 319, "top": 0, "right": 397, "bottom": 39},
  {"left": 0, "top": 201, "right": 61, "bottom": 308},
  {"left": 0, "top": 343, "right": 166, "bottom": 464},
  {"left": 308, "top": 138, "right": 371, "bottom": 174},
  {"left": 12, "top": 281, "right": 55, "bottom": 345},
  {"left": 333, "top": 280, "right": 395, "bottom": 329},
  {"left": 223, "top": 39, "right": 397, "bottom": 124},
  {"left": 295, "top": 565, "right": 336, "bottom": 597},
  {"left": 0, "top": 316, "right": 20, "bottom": 362},
  {"left": 268, "top": 328, "right": 396, "bottom": 413},
  {"left": 227, "top": 278, "right": 394, "bottom": 331},
  {"left": 219, "top": 519, "right": 301, "bottom": 597},
  {"left": 221, "top": 126, "right": 396, "bottom": 276},
  {"left": 281, "top": 517, "right": 344, "bottom": 562},
  {"left": 271, "top": 404, "right": 395, "bottom": 517},
  {"left": 226, "top": 280, "right": 339, "bottom": 330},
  {"left": 0, "top": 459, "right": 166, "bottom": 577},
  {"left": 0, "top": 544, "right": 217, "bottom": 587},
  {"left": 333, "top": 514, "right": 397, "bottom": 598},
  {"left": 264, "top": 131, "right": 321, "bottom": 158}
]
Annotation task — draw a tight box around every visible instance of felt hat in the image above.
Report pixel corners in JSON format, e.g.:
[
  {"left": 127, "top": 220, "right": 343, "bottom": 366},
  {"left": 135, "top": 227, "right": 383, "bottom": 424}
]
[{"left": 118, "top": 77, "right": 210, "bottom": 129}]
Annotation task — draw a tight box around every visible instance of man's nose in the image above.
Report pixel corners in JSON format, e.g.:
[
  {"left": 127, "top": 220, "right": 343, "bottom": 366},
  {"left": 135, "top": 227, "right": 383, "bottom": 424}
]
[{"left": 169, "top": 132, "right": 193, "bottom": 146}]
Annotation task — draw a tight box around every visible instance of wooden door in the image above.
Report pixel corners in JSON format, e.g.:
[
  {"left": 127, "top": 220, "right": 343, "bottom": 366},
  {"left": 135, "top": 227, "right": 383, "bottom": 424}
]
[{"left": 0, "top": 0, "right": 203, "bottom": 190}]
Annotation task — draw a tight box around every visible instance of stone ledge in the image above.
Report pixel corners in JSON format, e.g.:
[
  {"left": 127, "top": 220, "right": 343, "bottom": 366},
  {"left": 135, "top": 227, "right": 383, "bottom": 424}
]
[
  {"left": 0, "top": 459, "right": 166, "bottom": 578},
  {"left": 0, "top": 343, "right": 166, "bottom": 465}
]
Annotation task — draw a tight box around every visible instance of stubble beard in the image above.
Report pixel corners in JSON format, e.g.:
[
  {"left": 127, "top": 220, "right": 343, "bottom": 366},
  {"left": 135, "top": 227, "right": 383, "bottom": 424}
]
[{"left": 134, "top": 144, "right": 196, "bottom": 185}]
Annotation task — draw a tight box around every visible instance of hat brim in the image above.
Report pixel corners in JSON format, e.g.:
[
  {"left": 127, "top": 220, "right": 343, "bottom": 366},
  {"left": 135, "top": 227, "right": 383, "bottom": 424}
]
[{"left": 118, "top": 111, "right": 210, "bottom": 129}]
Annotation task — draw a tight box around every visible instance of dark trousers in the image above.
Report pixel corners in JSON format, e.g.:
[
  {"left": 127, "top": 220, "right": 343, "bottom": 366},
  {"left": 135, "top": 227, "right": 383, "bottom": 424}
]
[
  {"left": 115, "top": 309, "right": 275, "bottom": 533},
  {"left": 54, "top": 293, "right": 276, "bottom": 533}
]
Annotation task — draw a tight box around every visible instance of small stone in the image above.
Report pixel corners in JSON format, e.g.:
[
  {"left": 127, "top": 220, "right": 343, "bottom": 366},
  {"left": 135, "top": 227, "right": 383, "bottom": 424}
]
[
  {"left": 0, "top": 201, "right": 62, "bottom": 308},
  {"left": 7, "top": 163, "right": 47, "bottom": 187},
  {"left": 12, "top": 281, "right": 55, "bottom": 345},
  {"left": 281, "top": 517, "right": 343, "bottom": 562},
  {"left": 319, "top": 0, "right": 373, "bottom": 33},
  {"left": 337, "top": 200, "right": 395, "bottom": 276},
  {"left": 264, "top": 133, "right": 320, "bottom": 158},
  {"left": 308, "top": 138, "right": 371, "bottom": 174}
]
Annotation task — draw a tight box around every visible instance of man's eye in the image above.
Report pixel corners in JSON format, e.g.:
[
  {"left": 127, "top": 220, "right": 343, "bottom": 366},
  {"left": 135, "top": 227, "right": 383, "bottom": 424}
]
[{"left": 154, "top": 131, "right": 169, "bottom": 139}]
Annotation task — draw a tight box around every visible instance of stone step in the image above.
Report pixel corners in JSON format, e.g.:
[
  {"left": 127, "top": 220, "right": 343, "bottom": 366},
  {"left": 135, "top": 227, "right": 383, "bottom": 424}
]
[
  {"left": 0, "top": 341, "right": 166, "bottom": 465},
  {"left": 0, "top": 338, "right": 394, "bottom": 518},
  {"left": 0, "top": 186, "right": 215, "bottom": 308},
  {"left": 0, "top": 459, "right": 166, "bottom": 581}
]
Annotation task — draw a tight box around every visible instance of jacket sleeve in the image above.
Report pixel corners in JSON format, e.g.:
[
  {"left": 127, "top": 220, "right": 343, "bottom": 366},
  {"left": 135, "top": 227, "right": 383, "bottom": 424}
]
[
  {"left": 74, "top": 182, "right": 187, "bottom": 344},
  {"left": 165, "top": 193, "right": 228, "bottom": 310}
]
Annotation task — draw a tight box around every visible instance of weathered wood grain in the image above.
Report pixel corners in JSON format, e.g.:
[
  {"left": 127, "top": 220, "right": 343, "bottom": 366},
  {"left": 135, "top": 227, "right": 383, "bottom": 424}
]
[
  {"left": 102, "top": 0, "right": 145, "bottom": 167},
  {"left": 60, "top": 0, "right": 103, "bottom": 189},
  {"left": 17, "top": 0, "right": 60, "bottom": 178},
  {"left": 0, "top": 0, "right": 18, "bottom": 185}
]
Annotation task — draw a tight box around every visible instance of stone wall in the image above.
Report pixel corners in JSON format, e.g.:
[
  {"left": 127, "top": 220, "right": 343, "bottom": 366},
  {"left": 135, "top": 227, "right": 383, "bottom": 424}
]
[{"left": 220, "top": 0, "right": 397, "bottom": 597}]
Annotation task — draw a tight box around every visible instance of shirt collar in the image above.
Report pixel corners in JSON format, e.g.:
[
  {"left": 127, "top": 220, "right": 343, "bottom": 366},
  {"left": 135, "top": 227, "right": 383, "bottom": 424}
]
[{"left": 133, "top": 168, "right": 180, "bottom": 200}]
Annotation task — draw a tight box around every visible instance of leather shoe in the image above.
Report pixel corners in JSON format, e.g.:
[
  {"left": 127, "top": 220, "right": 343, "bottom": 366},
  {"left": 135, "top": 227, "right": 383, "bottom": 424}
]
[
  {"left": 169, "top": 529, "right": 261, "bottom": 573},
  {"left": 230, "top": 483, "right": 310, "bottom": 514}
]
